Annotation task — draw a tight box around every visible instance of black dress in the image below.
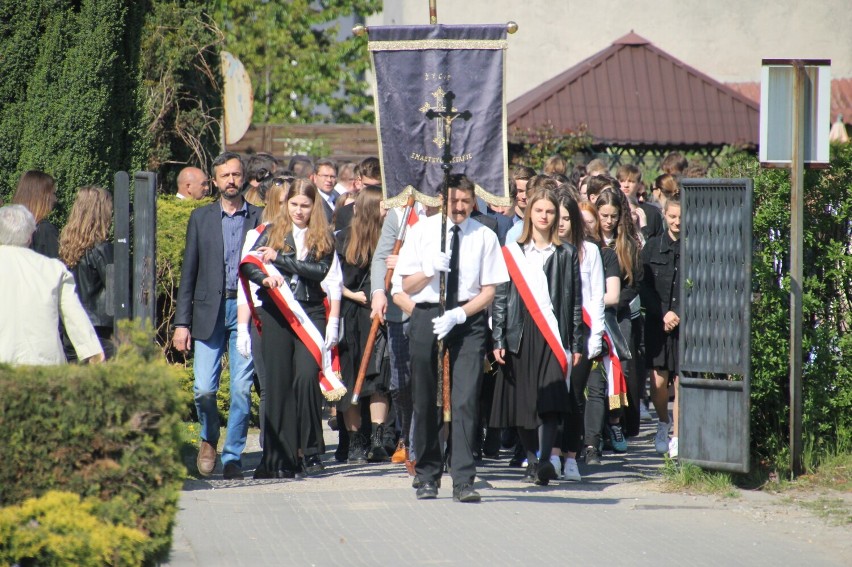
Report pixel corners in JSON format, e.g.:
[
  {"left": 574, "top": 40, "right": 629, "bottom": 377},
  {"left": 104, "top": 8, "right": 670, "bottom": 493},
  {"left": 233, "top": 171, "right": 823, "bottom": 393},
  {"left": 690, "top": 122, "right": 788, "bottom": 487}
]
[
  {"left": 490, "top": 248, "right": 578, "bottom": 430},
  {"left": 335, "top": 228, "right": 389, "bottom": 411},
  {"left": 641, "top": 232, "right": 680, "bottom": 374}
]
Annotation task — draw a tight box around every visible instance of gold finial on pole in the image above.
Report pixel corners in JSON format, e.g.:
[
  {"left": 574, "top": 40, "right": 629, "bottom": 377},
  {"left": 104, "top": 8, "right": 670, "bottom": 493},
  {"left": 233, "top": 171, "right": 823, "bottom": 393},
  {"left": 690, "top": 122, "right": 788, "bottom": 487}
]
[
  {"left": 429, "top": 0, "right": 437, "bottom": 25},
  {"left": 353, "top": 24, "right": 367, "bottom": 36},
  {"left": 507, "top": 21, "right": 519, "bottom": 34}
]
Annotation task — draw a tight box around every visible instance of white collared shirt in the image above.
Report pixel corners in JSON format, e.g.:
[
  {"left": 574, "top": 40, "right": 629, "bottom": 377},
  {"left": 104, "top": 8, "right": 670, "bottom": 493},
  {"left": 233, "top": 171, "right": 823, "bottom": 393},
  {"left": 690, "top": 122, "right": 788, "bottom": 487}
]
[
  {"left": 395, "top": 214, "right": 508, "bottom": 304},
  {"left": 522, "top": 240, "right": 556, "bottom": 271}
]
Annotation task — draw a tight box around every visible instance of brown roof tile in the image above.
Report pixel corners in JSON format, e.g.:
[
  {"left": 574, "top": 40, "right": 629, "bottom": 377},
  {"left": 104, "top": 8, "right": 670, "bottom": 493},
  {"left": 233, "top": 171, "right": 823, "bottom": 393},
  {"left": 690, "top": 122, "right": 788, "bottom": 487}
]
[{"left": 508, "top": 32, "right": 760, "bottom": 148}]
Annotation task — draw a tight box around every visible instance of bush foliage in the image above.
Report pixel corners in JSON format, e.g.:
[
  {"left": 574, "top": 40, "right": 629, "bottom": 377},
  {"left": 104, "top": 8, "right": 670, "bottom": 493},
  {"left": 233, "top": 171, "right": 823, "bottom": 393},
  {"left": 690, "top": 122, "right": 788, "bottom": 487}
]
[
  {"left": 711, "top": 144, "right": 852, "bottom": 473},
  {"left": 0, "top": 491, "right": 147, "bottom": 566},
  {"left": 0, "top": 323, "right": 188, "bottom": 563}
]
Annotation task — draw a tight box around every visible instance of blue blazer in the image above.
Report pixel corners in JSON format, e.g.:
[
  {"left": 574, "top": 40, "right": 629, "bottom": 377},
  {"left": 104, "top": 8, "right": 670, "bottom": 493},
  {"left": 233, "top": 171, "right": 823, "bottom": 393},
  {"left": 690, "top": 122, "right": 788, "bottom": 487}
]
[{"left": 174, "top": 200, "right": 262, "bottom": 341}]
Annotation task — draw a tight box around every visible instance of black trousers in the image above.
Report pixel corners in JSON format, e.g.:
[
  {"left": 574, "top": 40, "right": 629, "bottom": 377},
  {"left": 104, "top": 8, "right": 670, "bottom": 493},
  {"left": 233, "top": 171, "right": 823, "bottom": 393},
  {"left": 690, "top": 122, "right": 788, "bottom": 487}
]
[
  {"left": 258, "top": 301, "right": 326, "bottom": 473},
  {"left": 569, "top": 352, "right": 607, "bottom": 450},
  {"left": 410, "top": 304, "right": 486, "bottom": 486}
]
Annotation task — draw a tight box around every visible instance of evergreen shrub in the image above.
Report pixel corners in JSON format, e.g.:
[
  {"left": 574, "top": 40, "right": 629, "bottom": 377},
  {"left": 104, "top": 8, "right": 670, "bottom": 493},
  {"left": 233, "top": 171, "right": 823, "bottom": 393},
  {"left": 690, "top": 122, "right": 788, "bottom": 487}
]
[{"left": 0, "top": 324, "right": 187, "bottom": 563}]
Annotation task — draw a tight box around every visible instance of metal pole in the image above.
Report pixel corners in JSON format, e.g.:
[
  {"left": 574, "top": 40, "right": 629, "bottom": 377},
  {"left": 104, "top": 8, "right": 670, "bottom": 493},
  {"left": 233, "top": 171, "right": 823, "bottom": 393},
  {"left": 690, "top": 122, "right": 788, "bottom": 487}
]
[
  {"left": 113, "top": 172, "right": 131, "bottom": 324},
  {"left": 429, "top": 0, "right": 437, "bottom": 24},
  {"left": 789, "top": 62, "right": 805, "bottom": 478}
]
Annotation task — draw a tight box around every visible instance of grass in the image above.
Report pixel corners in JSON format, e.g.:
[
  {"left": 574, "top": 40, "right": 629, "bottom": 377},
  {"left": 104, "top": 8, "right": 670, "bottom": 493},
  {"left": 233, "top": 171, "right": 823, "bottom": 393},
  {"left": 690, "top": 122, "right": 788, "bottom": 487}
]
[{"left": 661, "top": 457, "right": 739, "bottom": 498}]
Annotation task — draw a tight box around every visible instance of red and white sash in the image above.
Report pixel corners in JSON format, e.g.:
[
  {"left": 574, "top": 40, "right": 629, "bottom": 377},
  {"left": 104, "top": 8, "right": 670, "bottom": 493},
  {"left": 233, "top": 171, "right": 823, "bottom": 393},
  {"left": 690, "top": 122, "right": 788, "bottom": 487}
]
[
  {"left": 502, "top": 243, "right": 570, "bottom": 380},
  {"left": 239, "top": 253, "right": 347, "bottom": 402},
  {"left": 582, "top": 308, "right": 628, "bottom": 409}
]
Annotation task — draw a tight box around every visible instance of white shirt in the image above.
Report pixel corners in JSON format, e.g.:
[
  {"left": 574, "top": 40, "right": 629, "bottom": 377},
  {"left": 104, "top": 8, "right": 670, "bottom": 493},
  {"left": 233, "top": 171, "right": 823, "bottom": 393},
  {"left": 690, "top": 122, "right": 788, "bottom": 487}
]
[
  {"left": 395, "top": 214, "right": 508, "bottom": 304},
  {"left": 522, "top": 240, "right": 556, "bottom": 271},
  {"left": 579, "top": 241, "right": 605, "bottom": 357}
]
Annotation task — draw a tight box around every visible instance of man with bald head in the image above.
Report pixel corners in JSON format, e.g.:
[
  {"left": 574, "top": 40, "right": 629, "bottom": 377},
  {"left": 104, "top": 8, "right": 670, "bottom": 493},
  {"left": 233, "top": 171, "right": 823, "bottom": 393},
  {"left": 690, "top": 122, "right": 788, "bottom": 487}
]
[{"left": 176, "top": 167, "right": 210, "bottom": 200}]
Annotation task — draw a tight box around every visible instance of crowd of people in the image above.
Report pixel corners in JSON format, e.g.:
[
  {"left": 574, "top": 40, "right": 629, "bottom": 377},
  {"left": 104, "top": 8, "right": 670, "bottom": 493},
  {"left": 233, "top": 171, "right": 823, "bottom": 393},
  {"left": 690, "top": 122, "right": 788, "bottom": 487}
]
[{"left": 0, "top": 148, "right": 695, "bottom": 503}]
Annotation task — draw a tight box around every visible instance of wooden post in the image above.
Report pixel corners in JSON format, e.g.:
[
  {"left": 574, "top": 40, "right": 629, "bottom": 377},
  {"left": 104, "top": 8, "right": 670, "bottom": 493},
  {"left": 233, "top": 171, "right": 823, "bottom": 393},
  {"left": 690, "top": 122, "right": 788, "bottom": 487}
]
[
  {"left": 113, "top": 172, "right": 131, "bottom": 323},
  {"left": 133, "top": 172, "right": 158, "bottom": 326},
  {"left": 789, "top": 63, "right": 805, "bottom": 477}
]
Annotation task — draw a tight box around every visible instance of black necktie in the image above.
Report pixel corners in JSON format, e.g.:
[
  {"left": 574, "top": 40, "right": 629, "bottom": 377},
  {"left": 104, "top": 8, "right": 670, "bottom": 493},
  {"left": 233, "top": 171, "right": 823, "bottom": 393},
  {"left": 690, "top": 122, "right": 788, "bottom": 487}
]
[{"left": 446, "top": 225, "right": 460, "bottom": 309}]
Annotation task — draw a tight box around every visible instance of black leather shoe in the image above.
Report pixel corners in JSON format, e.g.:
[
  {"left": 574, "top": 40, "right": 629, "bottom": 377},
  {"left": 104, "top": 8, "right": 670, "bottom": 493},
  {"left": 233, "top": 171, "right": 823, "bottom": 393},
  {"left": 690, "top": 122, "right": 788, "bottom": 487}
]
[
  {"left": 453, "top": 483, "right": 481, "bottom": 503},
  {"left": 303, "top": 454, "right": 324, "bottom": 474},
  {"left": 416, "top": 481, "right": 438, "bottom": 500},
  {"left": 535, "top": 461, "right": 558, "bottom": 486},
  {"left": 348, "top": 433, "right": 368, "bottom": 464},
  {"left": 253, "top": 467, "right": 297, "bottom": 480},
  {"left": 412, "top": 477, "right": 441, "bottom": 489},
  {"left": 223, "top": 461, "right": 243, "bottom": 480}
]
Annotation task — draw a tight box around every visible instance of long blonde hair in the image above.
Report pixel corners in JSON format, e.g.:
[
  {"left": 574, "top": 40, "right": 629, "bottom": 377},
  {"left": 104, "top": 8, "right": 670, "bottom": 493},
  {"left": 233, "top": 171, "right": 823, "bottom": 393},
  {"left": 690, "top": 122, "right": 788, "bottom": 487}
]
[
  {"left": 518, "top": 179, "right": 562, "bottom": 246},
  {"left": 266, "top": 178, "right": 333, "bottom": 256},
  {"left": 59, "top": 186, "right": 113, "bottom": 268}
]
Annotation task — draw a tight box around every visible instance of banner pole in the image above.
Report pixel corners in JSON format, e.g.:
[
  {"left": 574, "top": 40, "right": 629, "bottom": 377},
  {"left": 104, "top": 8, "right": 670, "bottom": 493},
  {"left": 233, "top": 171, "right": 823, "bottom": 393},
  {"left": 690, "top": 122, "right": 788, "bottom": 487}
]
[{"left": 429, "top": 0, "right": 437, "bottom": 24}]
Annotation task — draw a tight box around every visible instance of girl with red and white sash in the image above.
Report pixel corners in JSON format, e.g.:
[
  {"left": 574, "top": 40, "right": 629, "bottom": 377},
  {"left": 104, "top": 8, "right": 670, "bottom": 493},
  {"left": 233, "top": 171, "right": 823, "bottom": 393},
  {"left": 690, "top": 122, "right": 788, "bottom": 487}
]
[
  {"left": 490, "top": 179, "right": 584, "bottom": 486},
  {"left": 239, "top": 178, "right": 337, "bottom": 479}
]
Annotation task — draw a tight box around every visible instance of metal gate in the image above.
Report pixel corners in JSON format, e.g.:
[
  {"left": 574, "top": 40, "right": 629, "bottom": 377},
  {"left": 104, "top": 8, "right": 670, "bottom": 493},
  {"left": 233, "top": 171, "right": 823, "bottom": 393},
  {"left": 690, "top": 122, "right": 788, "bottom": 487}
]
[{"left": 678, "top": 178, "right": 753, "bottom": 473}]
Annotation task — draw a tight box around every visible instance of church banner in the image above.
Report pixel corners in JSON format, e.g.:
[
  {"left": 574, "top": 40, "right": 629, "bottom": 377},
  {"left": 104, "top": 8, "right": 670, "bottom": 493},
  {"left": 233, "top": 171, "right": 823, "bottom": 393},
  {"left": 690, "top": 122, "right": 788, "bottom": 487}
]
[{"left": 368, "top": 25, "right": 510, "bottom": 207}]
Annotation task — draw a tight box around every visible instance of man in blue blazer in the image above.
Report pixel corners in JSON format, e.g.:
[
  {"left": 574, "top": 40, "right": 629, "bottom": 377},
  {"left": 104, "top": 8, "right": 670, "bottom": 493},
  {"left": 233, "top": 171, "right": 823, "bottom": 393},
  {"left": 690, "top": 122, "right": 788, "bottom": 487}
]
[{"left": 173, "top": 152, "right": 262, "bottom": 480}]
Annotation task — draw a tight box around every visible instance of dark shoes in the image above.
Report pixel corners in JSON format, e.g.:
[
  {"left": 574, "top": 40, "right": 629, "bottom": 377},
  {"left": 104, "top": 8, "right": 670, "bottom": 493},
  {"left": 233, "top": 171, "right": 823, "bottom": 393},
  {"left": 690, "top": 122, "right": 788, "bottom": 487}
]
[
  {"left": 367, "top": 424, "right": 389, "bottom": 462},
  {"left": 196, "top": 440, "right": 217, "bottom": 477},
  {"left": 253, "top": 467, "right": 298, "bottom": 480},
  {"left": 327, "top": 415, "right": 339, "bottom": 431},
  {"left": 534, "top": 461, "right": 558, "bottom": 486},
  {"left": 584, "top": 445, "right": 601, "bottom": 465},
  {"left": 416, "top": 481, "right": 439, "bottom": 500},
  {"left": 302, "top": 454, "right": 325, "bottom": 475},
  {"left": 412, "top": 477, "right": 441, "bottom": 490},
  {"left": 453, "top": 483, "right": 481, "bottom": 503},
  {"left": 348, "top": 432, "right": 368, "bottom": 464},
  {"left": 223, "top": 461, "right": 243, "bottom": 480}
]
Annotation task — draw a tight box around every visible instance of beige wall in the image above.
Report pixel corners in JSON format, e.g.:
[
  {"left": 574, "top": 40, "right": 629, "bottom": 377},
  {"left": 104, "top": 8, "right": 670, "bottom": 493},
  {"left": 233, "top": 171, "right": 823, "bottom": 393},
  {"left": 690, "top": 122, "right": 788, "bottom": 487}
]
[{"left": 369, "top": 0, "right": 852, "bottom": 102}]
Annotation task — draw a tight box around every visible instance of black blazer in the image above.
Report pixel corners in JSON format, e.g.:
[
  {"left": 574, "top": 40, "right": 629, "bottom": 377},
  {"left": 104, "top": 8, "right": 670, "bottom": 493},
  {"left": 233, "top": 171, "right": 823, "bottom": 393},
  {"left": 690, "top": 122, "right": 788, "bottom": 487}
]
[
  {"left": 492, "top": 243, "right": 584, "bottom": 355},
  {"left": 174, "top": 200, "right": 262, "bottom": 341}
]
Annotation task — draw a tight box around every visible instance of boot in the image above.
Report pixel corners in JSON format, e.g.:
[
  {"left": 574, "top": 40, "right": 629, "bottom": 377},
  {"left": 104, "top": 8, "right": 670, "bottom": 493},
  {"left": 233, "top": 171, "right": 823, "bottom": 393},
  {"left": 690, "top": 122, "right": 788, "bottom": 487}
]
[
  {"left": 367, "top": 423, "right": 389, "bottom": 462},
  {"left": 348, "top": 431, "right": 367, "bottom": 464}
]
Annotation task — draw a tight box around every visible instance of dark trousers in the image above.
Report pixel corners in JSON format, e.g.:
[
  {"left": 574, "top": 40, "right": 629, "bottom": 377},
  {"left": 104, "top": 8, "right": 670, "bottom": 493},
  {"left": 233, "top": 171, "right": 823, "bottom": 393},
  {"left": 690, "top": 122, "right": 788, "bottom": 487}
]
[
  {"left": 250, "top": 323, "right": 267, "bottom": 447},
  {"left": 258, "top": 301, "right": 326, "bottom": 473},
  {"left": 569, "top": 352, "right": 607, "bottom": 450},
  {"left": 410, "top": 304, "right": 486, "bottom": 486}
]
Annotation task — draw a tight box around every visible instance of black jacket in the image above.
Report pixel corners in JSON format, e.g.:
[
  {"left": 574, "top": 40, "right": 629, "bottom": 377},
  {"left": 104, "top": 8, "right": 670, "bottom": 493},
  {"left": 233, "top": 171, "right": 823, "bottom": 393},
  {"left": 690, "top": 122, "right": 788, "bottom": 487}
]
[
  {"left": 241, "top": 228, "right": 333, "bottom": 303},
  {"left": 72, "top": 241, "right": 114, "bottom": 328},
  {"left": 492, "top": 243, "right": 583, "bottom": 355},
  {"left": 640, "top": 232, "right": 680, "bottom": 320}
]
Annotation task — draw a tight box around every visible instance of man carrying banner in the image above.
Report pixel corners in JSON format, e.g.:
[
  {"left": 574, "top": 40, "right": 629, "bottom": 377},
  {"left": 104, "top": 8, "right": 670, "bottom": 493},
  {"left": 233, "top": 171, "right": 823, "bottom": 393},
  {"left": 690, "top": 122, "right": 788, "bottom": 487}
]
[{"left": 395, "top": 174, "right": 508, "bottom": 502}]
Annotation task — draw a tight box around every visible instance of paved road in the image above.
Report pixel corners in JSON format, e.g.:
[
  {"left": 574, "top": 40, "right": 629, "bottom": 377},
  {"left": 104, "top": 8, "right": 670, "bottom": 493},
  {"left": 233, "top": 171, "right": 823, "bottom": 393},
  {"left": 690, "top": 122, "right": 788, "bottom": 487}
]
[{"left": 164, "top": 419, "right": 849, "bottom": 567}]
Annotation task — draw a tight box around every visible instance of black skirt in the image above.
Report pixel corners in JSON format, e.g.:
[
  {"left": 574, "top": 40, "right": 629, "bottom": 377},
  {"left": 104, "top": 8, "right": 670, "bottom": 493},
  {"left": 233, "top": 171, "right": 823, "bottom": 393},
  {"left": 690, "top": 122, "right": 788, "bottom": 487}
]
[
  {"left": 646, "top": 317, "right": 679, "bottom": 375},
  {"left": 335, "top": 300, "right": 390, "bottom": 411},
  {"left": 490, "top": 308, "right": 569, "bottom": 429}
]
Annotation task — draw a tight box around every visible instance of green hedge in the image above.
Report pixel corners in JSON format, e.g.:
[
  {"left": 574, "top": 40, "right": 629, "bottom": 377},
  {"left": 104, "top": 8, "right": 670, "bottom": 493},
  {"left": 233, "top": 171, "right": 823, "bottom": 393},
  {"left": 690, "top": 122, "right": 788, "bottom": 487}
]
[
  {"left": 0, "top": 325, "right": 187, "bottom": 564},
  {"left": 711, "top": 144, "right": 852, "bottom": 473}
]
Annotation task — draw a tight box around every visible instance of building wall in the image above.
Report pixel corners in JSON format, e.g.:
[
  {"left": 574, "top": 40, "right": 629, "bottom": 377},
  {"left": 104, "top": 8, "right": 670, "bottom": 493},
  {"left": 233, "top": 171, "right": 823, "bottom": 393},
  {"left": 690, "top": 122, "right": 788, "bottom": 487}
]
[{"left": 369, "top": 0, "right": 852, "bottom": 103}]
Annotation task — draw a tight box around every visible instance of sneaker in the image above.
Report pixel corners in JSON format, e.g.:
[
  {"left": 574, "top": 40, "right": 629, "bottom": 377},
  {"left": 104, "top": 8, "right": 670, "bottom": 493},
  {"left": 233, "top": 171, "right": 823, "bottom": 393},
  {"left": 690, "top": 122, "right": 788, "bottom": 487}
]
[
  {"left": 607, "top": 423, "right": 628, "bottom": 453},
  {"left": 639, "top": 402, "right": 652, "bottom": 421},
  {"left": 584, "top": 446, "right": 601, "bottom": 466},
  {"left": 654, "top": 421, "right": 670, "bottom": 454},
  {"left": 521, "top": 462, "right": 537, "bottom": 483},
  {"left": 668, "top": 436, "right": 679, "bottom": 458},
  {"left": 563, "top": 458, "right": 581, "bottom": 481},
  {"left": 549, "top": 455, "right": 563, "bottom": 479}
]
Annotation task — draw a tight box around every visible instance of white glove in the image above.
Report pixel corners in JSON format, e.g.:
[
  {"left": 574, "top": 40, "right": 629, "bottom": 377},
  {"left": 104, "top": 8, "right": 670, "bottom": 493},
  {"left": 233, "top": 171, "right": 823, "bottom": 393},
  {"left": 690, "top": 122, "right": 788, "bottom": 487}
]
[
  {"left": 325, "top": 317, "right": 340, "bottom": 348},
  {"left": 236, "top": 324, "right": 251, "bottom": 359},
  {"left": 432, "top": 307, "right": 467, "bottom": 340},
  {"left": 423, "top": 251, "right": 451, "bottom": 277},
  {"left": 587, "top": 337, "right": 602, "bottom": 360}
]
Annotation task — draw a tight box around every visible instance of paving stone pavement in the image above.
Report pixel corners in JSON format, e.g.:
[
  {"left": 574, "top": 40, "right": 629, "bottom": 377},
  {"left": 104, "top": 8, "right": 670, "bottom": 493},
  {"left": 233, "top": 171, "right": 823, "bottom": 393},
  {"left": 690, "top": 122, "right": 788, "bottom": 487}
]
[{"left": 164, "top": 418, "right": 850, "bottom": 567}]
